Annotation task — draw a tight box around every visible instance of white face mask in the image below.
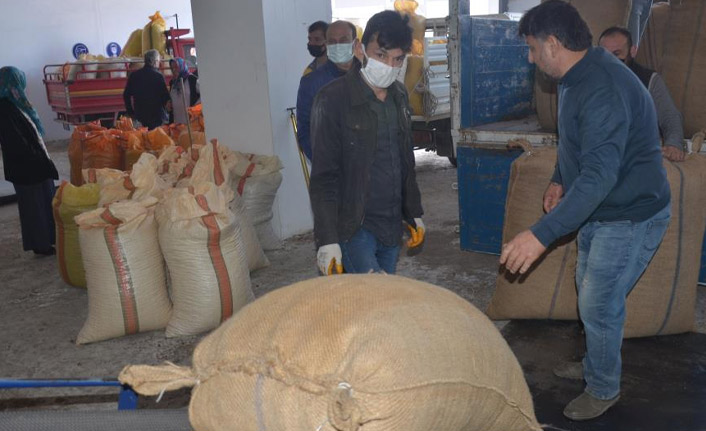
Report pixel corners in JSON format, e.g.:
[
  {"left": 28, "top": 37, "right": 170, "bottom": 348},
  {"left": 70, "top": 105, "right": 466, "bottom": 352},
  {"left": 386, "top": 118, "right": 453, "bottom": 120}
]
[
  {"left": 327, "top": 42, "right": 354, "bottom": 64},
  {"left": 360, "top": 45, "right": 402, "bottom": 89}
]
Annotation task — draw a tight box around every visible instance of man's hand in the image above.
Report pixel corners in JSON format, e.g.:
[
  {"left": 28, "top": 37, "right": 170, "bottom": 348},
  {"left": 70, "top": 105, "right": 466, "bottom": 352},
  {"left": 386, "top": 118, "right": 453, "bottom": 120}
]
[
  {"left": 662, "top": 145, "right": 685, "bottom": 162},
  {"left": 499, "top": 230, "right": 546, "bottom": 275},
  {"left": 317, "top": 244, "right": 343, "bottom": 275},
  {"left": 406, "top": 218, "right": 425, "bottom": 256},
  {"left": 543, "top": 182, "right": 564, "bottom": 213}
]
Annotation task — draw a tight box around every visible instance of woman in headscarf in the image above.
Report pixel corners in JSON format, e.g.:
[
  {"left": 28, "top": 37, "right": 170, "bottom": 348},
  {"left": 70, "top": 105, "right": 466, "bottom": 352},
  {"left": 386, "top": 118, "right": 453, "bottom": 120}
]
[
  {"left": 0, "top": 66, "right": 59, "bottom": 255},
  {"left": 167, "top": 58, "right": 200, "bottom": 124}
]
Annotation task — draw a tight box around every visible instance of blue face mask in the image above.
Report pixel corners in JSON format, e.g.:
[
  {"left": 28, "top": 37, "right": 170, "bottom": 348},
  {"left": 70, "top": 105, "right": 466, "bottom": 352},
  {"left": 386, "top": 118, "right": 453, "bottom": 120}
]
[{"left": 327, "top": 42, "right": 354, "bottom": 64}]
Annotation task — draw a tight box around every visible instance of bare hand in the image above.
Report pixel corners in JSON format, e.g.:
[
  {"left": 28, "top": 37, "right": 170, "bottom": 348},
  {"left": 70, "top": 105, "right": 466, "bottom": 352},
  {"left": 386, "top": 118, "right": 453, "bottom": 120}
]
[
  {"left": 662, "top": 145, "right": 685, "bottom": 162},
  {"left": 543, "top": 182, "right": 564, "bottom": 213},
  {"left": 499, "top": 230, "right": 547, "bottom": 274}
]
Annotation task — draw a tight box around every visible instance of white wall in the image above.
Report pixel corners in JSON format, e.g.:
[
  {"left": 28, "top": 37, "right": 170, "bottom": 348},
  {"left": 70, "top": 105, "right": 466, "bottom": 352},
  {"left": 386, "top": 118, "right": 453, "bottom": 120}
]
[
  {"left": 191, "top": 0, "right": 330, "bottom": 239},
  {"left": 1, "top": 0, "right": 193, "bottom": 141}
]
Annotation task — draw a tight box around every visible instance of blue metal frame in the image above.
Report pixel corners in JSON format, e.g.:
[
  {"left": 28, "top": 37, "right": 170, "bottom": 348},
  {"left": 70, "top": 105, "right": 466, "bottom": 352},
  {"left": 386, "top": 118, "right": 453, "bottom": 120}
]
[{"left": 0, "top": 379, "right": 138, "bottom": 410}]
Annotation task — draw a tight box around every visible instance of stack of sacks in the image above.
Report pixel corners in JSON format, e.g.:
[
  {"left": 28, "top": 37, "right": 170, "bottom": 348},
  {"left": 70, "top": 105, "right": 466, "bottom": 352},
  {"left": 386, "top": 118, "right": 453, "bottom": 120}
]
[
  {"left": 84, "top": 153, "right": 168, "bottom": 207},
  {"left": 62, "top": 54, "right": 99, "bottom": 81},
  {"left": 120, "top": 275, "right": 542, "bottom": 431},
  {"left": 228, "top": 151, "right": 284, "bottom": 250},
  {"left": 156, "top": 183, "right": 254, "bottom": 337},
  {"left": 75, "top": 197, "right": 172, "bottom": 344},
  {"left": 52, "top": 182, "right": 100, "bottom": 288}
]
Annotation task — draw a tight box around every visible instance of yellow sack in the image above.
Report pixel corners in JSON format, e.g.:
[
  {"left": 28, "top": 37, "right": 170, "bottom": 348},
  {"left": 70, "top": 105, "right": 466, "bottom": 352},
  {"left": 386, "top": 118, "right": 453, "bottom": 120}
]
[
  {"left": 404, "top": 55, "right": 425, "bottom": 115},
  {"left": 122, "top": 29, "right": 143, "bottom": 57},
  {"left": 142, "top": 11, "right": 167, "bottom": 55},
  {"left": 146, "top": 127, "right": 175, "bottom": 153},
  {"left": 52, "top": 182, "right": 100, "bottom": 288}
]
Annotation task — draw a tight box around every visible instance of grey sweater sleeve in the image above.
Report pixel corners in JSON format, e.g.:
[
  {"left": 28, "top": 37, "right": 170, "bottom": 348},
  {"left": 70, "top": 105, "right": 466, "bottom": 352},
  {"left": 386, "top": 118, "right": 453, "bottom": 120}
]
[{"left": 648, "top": 72, "right": 685, "bottom": 149}]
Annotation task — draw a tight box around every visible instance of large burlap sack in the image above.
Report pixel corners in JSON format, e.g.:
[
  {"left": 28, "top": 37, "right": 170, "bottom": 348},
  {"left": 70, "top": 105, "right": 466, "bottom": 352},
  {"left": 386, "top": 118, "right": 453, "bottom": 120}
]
[
  {"left": 534, "top": 0, "right": 631, "bottom": 131},
  {"left": 487, "top": 146, "right": 706, "bottom": 338},
  {"left": 660, "top": 0, "right": 706, "bottom": 137},
  {"left": 75, "top": 197, "right": 171, "bottom": 344},
  {"left": 487, "top": 146, "right": 578, "bottom": 320},
  {"left": 82, "top": 130, "right": 123, "bottom": 172},
  {"left": 623, "top": 156, "right": 706, "bottom": 337},
  {"left": 156, "top": 183, "right": 253, "bottom": 337},
  {"left": 177, "top": 130, "right": 206, "bottom": 150},
  {"left": 634, "top": 2, "right": 671, "bottom": 72},
  {"left": 52, "top": 182, "right": 100, "bottom": 288},
  {"left": 228, "top": 152, "right": 284, "bottom": 250},
  {"left": 70, "top": 122, "right": 107, "bottom": 186},
  {"left": 120, "top": 274, "right": 542, "bottom": 431}
]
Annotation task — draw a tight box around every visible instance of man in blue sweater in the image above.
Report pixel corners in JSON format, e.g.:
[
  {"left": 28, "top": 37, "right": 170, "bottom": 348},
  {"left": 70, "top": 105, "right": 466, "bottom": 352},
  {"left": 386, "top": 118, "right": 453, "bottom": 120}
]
[{"left": 500, "top": 0, "right": 671, "bottom": 421}]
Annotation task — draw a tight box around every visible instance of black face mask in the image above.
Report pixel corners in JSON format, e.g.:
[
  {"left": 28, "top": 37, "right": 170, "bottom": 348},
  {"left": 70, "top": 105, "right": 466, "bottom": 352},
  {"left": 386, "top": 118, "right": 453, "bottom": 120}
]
[{"left": 307, "top": 43, "right": 326, "bottom": 58}]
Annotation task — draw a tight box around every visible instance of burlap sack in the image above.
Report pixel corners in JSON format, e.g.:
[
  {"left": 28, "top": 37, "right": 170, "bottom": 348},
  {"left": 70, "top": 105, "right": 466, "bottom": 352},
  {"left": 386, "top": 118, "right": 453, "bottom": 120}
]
[
  {"left": 634, "top": 2, "right": 671, "bottom": 72},
  {"left": 75, "top": 197, "right": 171, "bottom": 344},
  {"left": 156, "top": 183, "right": 253, "bottom": 337},
  {"left": 487, "top": 146, "right": 578, "bottom": 320},
  {"left": 228, "top": 152, "right": 284, "bottom": 250},
  {"left": 120, "top": 274, "right": 542, "bottom": 431},
  {"left": 534, "top": 0, "right": 631, "bottom": 131},
  {"left": 229, "top": 190, "right": 270, "bottom": 272},
  {"left": 52, "top": 182, "right": 100, "bottom": 288},
  {"left": 623, "top": 156, "right": 706, "bottom": 337},
  {"left": 660, "top": 0, "right": 706, "bottom": 137},
  {"left": 488, "top": 146, "right": 706, "bottom": 338}
]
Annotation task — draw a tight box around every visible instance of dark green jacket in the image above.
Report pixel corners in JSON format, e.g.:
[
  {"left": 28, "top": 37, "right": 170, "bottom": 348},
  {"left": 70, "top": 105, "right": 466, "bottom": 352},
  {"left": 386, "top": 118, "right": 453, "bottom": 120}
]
[{"left": 309, "top": 67, "right": 423, "bottom": 248}]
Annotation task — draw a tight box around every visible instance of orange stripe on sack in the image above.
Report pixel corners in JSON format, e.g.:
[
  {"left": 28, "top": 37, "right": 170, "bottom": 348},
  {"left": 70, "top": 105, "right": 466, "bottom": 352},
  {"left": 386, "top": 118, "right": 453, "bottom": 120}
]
[
  {"left": 99, "top": 208, "right": 140, "bottom": 335},
  {"left": 195, "top": 194, "right": 233, "bottom": 321},
  {"left": 237, "top": 162, "right": 256, "bottom": 196},
  {"left": 88, "top": 169, "right": 97, "bottom": 184},
  {"left": 211, "top": 140, "right": 225, "bottom": 186},
  {"left": 53, "top": 182, "right": 70, "bottom": 284},
  {"left": 123, "top": 177, "right": 136, "bottom": 199}
]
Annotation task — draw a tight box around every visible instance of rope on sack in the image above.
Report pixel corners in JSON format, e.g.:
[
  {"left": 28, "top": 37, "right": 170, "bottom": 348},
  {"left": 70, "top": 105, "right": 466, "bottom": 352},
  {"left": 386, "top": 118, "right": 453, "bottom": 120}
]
[{"left": 327, "top": 382, "right": 363, "bottom": 431}]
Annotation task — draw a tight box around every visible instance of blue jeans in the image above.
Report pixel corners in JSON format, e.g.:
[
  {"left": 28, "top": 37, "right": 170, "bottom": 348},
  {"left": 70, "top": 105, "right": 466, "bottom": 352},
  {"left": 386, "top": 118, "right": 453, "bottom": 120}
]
[
  {"left": 576, "top": 203, "right": 670, "bottom": 400},
  {"left": 340, "top": 228, "right": 401, "bottom": 274}
]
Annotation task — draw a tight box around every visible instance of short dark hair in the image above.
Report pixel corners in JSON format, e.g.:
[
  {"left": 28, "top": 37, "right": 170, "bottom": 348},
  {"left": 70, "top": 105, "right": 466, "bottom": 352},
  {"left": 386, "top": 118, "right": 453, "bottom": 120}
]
[
  {"left": 362, "top": 10, "right": 413, "bottom": 53},
  {"left": 518, "top": 0, "right": 592, "bottom": 52},
  {"left": 599, "top": 26, "right": 633, "bottom": 49},
  {"left": 308, "top": 20, "right": 329, "bottom": 35}
]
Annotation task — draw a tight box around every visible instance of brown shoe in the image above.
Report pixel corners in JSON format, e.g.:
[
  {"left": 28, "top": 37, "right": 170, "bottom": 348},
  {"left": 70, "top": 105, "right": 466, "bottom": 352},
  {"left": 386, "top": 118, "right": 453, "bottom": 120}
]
[
  {"left": 563, "top": 391, "right": 620, "bottom": 421},
  {"left": 553, "top": 361, "right": 584, "bottom": 380}
]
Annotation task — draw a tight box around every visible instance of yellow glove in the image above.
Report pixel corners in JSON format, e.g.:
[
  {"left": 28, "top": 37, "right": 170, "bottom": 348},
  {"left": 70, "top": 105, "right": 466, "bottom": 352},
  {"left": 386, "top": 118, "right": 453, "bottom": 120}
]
[
  {"left": 317, "top": 244, "right": 344, "bottom": 275},
  {"left": 406, "top": 218, "right": 425, "bottom": 251}
]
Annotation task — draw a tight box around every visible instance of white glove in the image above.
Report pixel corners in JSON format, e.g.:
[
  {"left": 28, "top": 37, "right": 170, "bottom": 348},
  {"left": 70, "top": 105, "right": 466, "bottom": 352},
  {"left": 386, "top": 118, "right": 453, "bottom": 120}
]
[{"left": 317, "top": 243, "right": 343, "bottom": 275}]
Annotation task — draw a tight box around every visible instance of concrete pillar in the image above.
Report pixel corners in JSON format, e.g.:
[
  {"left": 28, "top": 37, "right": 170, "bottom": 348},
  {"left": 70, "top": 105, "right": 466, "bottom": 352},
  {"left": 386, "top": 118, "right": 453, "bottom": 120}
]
[{"left": 190, "top": 0, "right": 331, "bottom": 239}]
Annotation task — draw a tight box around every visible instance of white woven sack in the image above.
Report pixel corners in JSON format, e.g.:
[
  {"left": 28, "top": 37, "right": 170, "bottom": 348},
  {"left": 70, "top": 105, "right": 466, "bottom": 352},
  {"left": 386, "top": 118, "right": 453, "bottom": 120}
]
[
  {"left": 75, "top": 197, "right": 171, "bottom": 344},
  {"left": 157, "top": 182, "right": 254, "bottom": 337}
]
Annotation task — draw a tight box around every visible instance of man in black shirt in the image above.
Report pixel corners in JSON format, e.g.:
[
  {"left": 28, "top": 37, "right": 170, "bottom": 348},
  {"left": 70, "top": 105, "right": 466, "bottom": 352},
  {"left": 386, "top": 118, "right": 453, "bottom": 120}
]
[{"left": 123, "top": 49, "right": 169, "bottom": 130}]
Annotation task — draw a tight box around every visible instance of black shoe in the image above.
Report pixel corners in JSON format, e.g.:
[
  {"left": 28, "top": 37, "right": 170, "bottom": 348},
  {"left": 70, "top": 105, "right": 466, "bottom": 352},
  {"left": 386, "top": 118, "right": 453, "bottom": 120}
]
[{"left": 33, "top": 246, "right": 56, "bottom": 256}]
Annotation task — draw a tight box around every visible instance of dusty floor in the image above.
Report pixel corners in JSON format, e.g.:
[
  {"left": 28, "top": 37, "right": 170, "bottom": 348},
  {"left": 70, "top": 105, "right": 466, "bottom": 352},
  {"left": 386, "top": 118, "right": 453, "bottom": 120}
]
[{"left": 0, "top": 141, "right": 704, "bottom": 412}]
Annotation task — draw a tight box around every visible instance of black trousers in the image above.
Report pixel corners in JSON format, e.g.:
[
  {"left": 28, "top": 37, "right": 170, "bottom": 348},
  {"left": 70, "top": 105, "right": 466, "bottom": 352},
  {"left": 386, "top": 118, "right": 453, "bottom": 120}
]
[{"left": 13, "top": 178, "right": 55, "bottom": 251}]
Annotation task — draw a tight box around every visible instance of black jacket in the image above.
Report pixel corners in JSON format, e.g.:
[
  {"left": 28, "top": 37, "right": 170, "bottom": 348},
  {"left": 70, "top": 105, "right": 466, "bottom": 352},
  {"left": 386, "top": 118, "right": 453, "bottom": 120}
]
[
  {"left": 309, "top": 67, "right": 423, "bottom": 248},
  {"left": 0, "top": 98, "right": 58, "bottom": 185},
  {"left": 123, "top": 65, "right": 169, "bottom": 129}
]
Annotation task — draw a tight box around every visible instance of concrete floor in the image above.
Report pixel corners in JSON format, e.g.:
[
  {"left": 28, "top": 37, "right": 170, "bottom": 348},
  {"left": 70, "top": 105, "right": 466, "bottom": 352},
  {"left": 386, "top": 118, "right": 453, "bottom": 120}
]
[{"left": 1, "top": 142, "right": 705, "bottom": 428}]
